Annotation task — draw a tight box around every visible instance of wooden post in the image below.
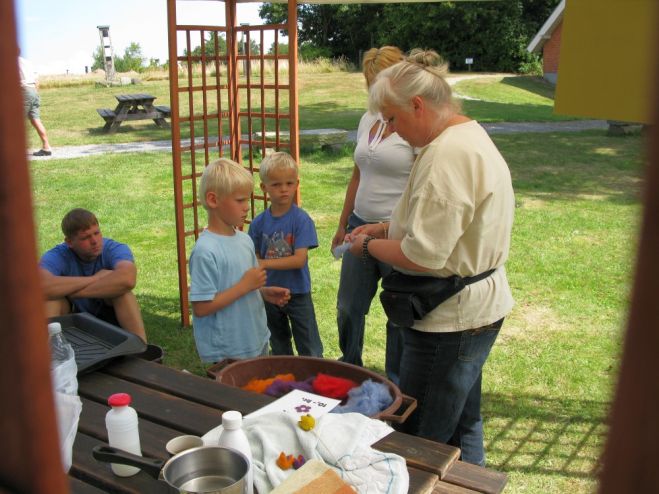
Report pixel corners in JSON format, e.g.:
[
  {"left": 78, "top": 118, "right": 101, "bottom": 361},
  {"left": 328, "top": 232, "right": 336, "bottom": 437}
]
[
  {"left": 287, "top": 0, "right": 300, "bottom": 204},
  {"left": 0, "top": 0, "right": 68, "bottom": 491},
  {"left": 226, "top": 0, "right": 240, "bottom": 163},
  {"left": 167, "top": 0, "right": 190, "bottom": 327},
  {"left": 598, "top": 6, "right": 659, "bottom": 490}
]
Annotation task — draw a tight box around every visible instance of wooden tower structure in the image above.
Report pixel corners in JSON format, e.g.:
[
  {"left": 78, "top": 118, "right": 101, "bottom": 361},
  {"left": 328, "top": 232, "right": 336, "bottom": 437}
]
[{"left": 97, "top": 25, "right": 116, "bottom": 84}]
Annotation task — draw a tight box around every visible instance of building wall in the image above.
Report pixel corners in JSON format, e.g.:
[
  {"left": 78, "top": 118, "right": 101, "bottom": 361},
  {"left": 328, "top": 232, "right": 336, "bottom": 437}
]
[{"left": 542, "top": 20, "right": 562, "bottom": 84}]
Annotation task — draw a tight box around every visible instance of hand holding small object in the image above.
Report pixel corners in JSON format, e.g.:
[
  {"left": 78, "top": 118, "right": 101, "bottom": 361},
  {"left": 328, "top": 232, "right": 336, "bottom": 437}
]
[
  {"left": 332, "top": 241, "right": 352, "bottom": 260},
  {"left": 261, "top": 286, "right": 291, "bottom": 307}
]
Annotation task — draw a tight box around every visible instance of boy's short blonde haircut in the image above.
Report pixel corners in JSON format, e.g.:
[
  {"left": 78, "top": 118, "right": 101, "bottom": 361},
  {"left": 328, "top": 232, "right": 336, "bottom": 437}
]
[
  {"left": 200, "top": 158, "right": 253, "bottom": 211},
  {"left": 259, "top": 151, "right": 298, "bottom": 183}
]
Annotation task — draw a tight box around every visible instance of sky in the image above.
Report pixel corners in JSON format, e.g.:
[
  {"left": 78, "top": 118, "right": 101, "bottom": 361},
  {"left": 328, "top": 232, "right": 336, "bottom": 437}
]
[{"left": 15, "top": 0, "right": 276, "bottom": 75}]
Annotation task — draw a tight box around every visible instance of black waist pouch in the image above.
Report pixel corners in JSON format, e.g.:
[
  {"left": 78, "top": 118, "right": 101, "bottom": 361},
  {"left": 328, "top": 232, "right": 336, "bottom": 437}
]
[{"left": 380, "top": 269, "right": 495, "bottom": 327}]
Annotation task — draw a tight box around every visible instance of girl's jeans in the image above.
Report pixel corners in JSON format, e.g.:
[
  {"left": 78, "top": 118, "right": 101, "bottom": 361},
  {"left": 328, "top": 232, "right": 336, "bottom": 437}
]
[{"left": 337, "top": 213, "right": 403, "bottom": 383}]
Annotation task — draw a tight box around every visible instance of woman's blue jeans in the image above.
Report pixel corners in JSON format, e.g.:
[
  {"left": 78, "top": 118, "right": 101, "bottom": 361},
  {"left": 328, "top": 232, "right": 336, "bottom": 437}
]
[
  {"left": 395, "top": 319, "right": 503, "bottom": 466},
  {"left": 337, "top": 213, "right": 403, "bottom": 383}
]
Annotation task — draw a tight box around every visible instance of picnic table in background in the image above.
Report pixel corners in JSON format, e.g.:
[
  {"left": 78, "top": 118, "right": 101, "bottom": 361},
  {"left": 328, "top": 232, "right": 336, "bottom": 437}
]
[
  {"left": 70, "top": 357, "right": 508, "bottom": 493},
  {"left": 97, "top": 93, "right": 170, "bottom": 133}
]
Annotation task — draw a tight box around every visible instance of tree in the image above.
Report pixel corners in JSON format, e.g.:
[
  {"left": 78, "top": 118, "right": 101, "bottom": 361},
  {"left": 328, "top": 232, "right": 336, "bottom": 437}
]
[
  {"left": 91, "top": 46, "right": 104, "bottom": 71},
  {"left": 90, "top": 41, "right": 146, "bottom": 73},
  {"left": 114, "top": 42, "right": 144, "bottom": 72},
  {"left": 183, "top": 32, "right": 228, "bottom": 58},
  {"left": 258, "top": 0, "right": 561, "bottom": 72}
]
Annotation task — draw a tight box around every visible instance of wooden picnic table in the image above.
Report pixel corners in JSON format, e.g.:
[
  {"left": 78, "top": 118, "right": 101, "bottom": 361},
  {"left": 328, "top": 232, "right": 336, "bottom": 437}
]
[
  {"left": 69, "top": 357, "right": 507, "bottom": 493},
  {"left": 97, "top": 93, "right": 171, "bottom": 133}
]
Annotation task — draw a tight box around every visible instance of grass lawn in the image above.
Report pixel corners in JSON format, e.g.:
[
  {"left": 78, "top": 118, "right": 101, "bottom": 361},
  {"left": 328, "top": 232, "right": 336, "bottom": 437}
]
[
  {"left": 32, "top": 71, "right": 581, "bottom": 148},
  {"left": 30, "top": 129, "right": 644, "bottom": 493},
  {"left": 455, "top": 76, "right": 582, "bottom": 122}
]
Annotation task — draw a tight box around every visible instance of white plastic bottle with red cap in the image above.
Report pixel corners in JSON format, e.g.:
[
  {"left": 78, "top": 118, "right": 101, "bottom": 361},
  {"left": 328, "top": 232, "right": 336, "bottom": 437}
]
[
  {"left": 218, "top": 410, "right": 253, "bottom": 494},
  {"left": 105, "top": 393, "right": 142, "bottom": 477}
]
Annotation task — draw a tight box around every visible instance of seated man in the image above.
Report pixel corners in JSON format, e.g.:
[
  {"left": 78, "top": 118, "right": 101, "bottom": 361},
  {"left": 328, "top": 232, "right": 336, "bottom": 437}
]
[{"left": 40, "top": 208, "right": 146, "bottom": 342}]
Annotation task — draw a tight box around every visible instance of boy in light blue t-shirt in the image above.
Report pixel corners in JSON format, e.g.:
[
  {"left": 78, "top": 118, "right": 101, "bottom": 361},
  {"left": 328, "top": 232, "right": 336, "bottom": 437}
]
[
  {"left": 248, "top": 152, "right": 323, "bottom": 357},
  {"left": 189, "top": 158, "right": 290, "bottom": 363}
]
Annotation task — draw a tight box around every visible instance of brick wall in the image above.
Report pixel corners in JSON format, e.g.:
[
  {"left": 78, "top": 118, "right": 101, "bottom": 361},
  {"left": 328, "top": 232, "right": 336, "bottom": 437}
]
[{"left": 543, "top": 20, "right": 562, "bottom": 74}]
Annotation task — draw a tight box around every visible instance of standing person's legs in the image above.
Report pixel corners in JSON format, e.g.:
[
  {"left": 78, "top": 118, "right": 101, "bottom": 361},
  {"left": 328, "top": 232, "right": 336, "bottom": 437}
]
[
  {"left": 377, "top": 260, "right": 403, "bottom": 384},
  {"left": 395, "top": 321, "right": 501, "bottom": 466},
  {"left": 286, "top": 293, "right": 323, "bottom": 357},
  {"left": 384, "top": 320, "right": 403, "bottom": 385},
  {"left": 24, "top": 87, "right": 51, "bottom": 153},
  {"left": 449, "top": 372, "right": 486, "bottom": 465},
  {"left": 265, "top": 301, "right": 294, "bottom": 355},
  {"left": 29, "top": 117, "right": 51, "bottom": 151},
  {"left": 337, "top": 225, "right": 381, "bottom": 366}
]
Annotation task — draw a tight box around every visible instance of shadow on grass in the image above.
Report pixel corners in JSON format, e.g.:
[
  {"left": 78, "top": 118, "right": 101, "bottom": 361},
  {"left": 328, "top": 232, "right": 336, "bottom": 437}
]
[
  {"left": 138, "top": 293, "right": 208, "bottom": 376},
  {"left": 500, "top": 76, "right": 557, "bottom": 99},
  {"left": 495, "top": 132, "right": 645, "bottom": 206},
  {"left": 483, "top": 392, "right": 607, "bottom": 479},
  {"left": 86, "top": 124, "right": 172, "bottom": 142}
]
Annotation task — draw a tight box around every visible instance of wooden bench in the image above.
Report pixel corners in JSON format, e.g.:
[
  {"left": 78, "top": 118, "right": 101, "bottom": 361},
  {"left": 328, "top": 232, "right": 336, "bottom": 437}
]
[
  {"left": 96, "top": 108, "right": 116, "bottom": 122},
  {"left": 154, "top": 105, "right": 171, "bottom": 117},
  {"left": 97, "top": 94, "right": 169, "bottom": 133}
]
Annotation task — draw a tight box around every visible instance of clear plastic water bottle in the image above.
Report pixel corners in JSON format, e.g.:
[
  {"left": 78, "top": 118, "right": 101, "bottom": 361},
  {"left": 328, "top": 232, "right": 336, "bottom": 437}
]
[
  {"left": 105, "top": 393, "right": 142, "bottom": 477},
  {"left": 48, "top": 322, "right": 78, "bottom": 395},
  {"left": 48, "top": 322, "right": 82, "bottom": 473},
  {"left": 218, "top": 411, "right": 253, "bottom": 494}
]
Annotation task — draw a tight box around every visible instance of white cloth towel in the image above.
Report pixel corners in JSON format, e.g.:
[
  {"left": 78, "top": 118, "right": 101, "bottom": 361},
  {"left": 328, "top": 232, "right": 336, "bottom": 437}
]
[{"left": 204, "top": 412, "right": 409, "bottom": 494}]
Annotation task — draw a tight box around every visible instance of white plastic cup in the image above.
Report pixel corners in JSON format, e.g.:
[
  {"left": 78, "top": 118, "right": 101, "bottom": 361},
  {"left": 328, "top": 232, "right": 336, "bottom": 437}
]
[{"left": 166, "top": 435, "right": 204, "bottom": 455}]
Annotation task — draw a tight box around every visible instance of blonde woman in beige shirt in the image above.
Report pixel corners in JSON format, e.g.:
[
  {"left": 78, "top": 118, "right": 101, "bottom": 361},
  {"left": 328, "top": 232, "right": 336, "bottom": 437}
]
[{"left": 348, "top": 49, "right": 514, "bottom": 466}]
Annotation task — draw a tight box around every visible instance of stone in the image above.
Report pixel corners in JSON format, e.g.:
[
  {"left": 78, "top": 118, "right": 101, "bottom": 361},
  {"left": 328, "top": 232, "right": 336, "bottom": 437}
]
[{"left": 252, "top": 129, "right": 348, "bottom": 152}]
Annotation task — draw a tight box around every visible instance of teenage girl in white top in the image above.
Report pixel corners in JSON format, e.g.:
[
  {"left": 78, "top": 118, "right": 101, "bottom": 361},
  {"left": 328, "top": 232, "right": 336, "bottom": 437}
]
[{"left": 332, "top": 46, "right": 415, "bottom": 383}]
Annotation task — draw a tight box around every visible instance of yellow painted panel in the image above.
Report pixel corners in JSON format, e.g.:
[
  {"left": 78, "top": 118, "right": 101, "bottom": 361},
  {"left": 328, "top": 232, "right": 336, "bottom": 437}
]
[{"left": 555, "top": 0, "right": 658, "bottom": 123}]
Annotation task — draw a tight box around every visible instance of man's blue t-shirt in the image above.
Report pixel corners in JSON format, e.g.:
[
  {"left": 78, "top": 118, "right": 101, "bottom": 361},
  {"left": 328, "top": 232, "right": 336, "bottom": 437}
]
[
  {"left": 39, "top": 238, "right": 134, "bottom": 315},
  {"left": 248, "top": 204, "right": 318, "bottom": 294},
  {"left": 188, "top": 229, "right": 270, "bottom": 363}
]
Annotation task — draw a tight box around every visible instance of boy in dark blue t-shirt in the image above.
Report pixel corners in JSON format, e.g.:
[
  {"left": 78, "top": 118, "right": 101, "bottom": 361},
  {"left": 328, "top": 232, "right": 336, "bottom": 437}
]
[{"left": 248, "top": 152, "right": 323, "bottom": 357}]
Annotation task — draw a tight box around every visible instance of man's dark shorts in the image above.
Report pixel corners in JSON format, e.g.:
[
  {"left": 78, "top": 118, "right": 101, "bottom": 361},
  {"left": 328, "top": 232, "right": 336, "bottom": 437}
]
[{"left": 70, "top": 300, "right": 120, "bottom": 327}]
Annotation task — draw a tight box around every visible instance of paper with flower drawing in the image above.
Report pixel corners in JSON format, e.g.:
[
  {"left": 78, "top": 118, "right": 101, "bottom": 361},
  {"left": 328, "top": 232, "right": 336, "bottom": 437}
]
[{"left": 246, "top": 389, "right": 340, "bottom": 419}]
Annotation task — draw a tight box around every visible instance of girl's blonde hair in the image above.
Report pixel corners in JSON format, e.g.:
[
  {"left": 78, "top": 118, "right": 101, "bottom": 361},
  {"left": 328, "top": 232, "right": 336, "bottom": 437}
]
[
  {"left": 200, "top": 158, "right": 253, "bottom": 210},
  {"left": 362, "top": 46, "right": 404, "bottom": 88},
  {"left": 369, "top": 48, "right": 460, "bottom": 116}
]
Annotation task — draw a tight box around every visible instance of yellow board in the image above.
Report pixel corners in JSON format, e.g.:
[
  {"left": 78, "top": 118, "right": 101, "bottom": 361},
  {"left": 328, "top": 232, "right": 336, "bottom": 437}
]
[{"left": 554, "top": 0, "right": 658, "bottom": 123}]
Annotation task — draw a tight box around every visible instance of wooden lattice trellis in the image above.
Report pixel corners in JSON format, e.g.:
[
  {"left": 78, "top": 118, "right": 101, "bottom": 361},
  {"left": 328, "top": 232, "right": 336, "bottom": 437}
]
[{"left": 166, "top": 0, "right": 299, "bottom": 326}]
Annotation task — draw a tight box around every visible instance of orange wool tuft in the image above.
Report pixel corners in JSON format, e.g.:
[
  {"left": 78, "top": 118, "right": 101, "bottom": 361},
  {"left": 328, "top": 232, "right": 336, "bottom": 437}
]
[
  {"left": 276, "top": 451, "right": 296, "bottom": 470},
  {"left": 242, "top": 373, "right": 296, "bottom": 394}
]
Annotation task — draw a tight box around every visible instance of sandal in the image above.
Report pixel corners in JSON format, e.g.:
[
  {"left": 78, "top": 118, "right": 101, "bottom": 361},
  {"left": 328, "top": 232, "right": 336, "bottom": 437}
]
[{"left": 33, "top": 149, "right": 52, "bottom": 156}]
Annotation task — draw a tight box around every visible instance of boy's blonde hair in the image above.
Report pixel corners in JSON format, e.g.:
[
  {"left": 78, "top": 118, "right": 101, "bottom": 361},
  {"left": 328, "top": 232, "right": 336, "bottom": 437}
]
[
  {"left": 200, "top": 158, "right": 253, "bottom": 210},
  {"left": 259, "top": 151, "right": 298, "bottom": 183}
]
